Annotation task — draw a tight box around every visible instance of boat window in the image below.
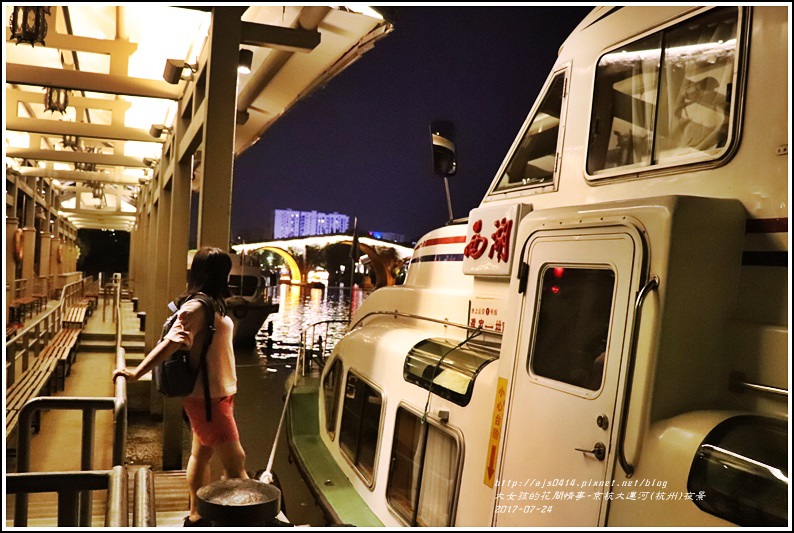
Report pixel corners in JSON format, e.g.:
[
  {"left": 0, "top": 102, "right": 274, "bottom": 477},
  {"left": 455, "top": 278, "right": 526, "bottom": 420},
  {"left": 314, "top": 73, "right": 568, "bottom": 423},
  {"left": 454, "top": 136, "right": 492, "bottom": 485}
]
[
  {"left": 587, "top": 7, "right": 739, "bottom": 175},
  {"left": 492, "top": 72, "right": 566, "bottom": 193},
  {"left": 322, "top": 358, "right": 343, "bottom": 439},
  {"left": 404, "top": 338, "right": 498, "bottom": 407},
  {"left": 386, "top": 406, "right": 461, "bottom": 526},
  {"left": 688, "top": 415, "right": 787, "bottom": 527},
  {"left": 339, "top": 371, "right": 382, "bottom": 486},
  {"left": 529, "top": 266, "right": 615, "bottom": 390}
]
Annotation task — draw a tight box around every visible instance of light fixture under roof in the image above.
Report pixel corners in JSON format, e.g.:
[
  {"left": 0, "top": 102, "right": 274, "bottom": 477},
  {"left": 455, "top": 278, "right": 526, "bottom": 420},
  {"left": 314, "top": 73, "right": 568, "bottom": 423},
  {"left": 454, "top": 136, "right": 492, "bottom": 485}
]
[
  {"left": 238, "top": 48, "right": 253, "bottom": 74},
  {"left": 162, "top": 59, "right": 198, "bottom": 85},
  {"left": 149, "top": 124, "right": 173, "bottom": 138}
]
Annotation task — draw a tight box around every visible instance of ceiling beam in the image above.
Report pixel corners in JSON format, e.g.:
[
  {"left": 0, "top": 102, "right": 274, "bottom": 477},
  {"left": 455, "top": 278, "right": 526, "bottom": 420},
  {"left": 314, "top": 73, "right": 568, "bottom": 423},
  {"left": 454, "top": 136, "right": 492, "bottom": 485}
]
[
  {"left": 240, "top": 22, "right": 321, "bottom": 53},
  {"left": 6, "top": 116, "right": 161, "bottom": 143},
  {"left": 5, "top": 24, "right": 138, "bottom": 56},
  {"left": 7, "top": 148, "right": 149, "bottom": 168},
  {"left": 6, "top": 64, "right": 181, "bottom": 100},
  {"left": 15, "top": 166, "right": 144, "bottom": 185},
  {"left": 10, "top": 88, "right": 133, "bottom": 113},
  {"left": 64, "top": 219, "right": 135, "bottom": 231},
  {"left": 61, "top": 208, "right": 136, "bottom": 217}
]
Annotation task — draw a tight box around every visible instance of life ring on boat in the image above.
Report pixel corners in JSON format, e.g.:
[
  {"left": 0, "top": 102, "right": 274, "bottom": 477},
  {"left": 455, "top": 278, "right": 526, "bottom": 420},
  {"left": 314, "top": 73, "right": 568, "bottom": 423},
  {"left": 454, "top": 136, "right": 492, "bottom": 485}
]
[
  {"left": 57, "top": 244, "right": 64, "bottom": 263},
  {"left": 13, "top": 229, "right": 24, "bottom": 262},
  {"left": 232, "top": 304, "right": 249, "bottom": 320}
]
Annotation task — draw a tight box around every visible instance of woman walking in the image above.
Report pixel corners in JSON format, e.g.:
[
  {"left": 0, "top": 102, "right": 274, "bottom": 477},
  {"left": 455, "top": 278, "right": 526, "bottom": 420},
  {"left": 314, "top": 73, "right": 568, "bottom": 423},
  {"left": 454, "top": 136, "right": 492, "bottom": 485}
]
[{"left": 113, "top": 246, "right": 249, "bottom": 526}]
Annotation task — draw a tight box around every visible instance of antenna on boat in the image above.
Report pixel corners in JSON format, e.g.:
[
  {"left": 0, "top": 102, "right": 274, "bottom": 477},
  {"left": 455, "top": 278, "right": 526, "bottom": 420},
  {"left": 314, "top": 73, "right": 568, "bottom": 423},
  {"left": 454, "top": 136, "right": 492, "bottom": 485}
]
[
  {"left": 430, "top": 120, "right": 457, "bottom": 224},
  {"left": 349, "top": 217, "right": 361, "bottom": 318}
]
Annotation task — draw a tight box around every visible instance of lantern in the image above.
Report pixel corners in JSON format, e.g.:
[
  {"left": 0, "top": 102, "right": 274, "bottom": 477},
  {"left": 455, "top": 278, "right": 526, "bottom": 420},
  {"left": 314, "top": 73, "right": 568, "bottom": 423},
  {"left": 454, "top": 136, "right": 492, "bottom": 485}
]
[
  {"left": 44, "top": 87, "right": 69, "bottom": 114},
  {"left": 9, "top": 6, "right": 50, "bottom": 47}
]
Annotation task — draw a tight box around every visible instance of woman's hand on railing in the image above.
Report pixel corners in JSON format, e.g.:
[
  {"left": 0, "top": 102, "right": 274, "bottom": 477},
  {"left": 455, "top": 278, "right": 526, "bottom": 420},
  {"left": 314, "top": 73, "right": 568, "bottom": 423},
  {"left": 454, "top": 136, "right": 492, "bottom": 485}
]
[{"left": 112, "top": 367, "right": 139, "bottom": 383}]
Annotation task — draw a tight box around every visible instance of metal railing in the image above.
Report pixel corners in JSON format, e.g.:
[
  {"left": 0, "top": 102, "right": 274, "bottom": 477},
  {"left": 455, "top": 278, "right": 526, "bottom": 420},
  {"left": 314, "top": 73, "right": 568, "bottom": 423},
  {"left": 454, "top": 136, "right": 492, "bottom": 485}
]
[
  {"left": 350, "top": 309, "right": 504, "bottom": 338},
  {"left": 298, "top": 319, "right": 351, "bottom": 373},
  {"left": 6, "top": 466, "right": 130, "bottom": 527},
  {"left": 7, "top": 274, "right": 139, "bottom": 527}
]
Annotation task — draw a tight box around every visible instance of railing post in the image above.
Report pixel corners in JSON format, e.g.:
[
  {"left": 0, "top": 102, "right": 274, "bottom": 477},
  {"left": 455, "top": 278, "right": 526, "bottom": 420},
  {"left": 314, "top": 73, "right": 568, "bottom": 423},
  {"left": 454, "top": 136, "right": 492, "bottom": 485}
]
[
  {"left": 134, "top": 466, "right": 157, "bottom": 527},
  {"left": 21, "top": 330, "right": 30, "bottom": 373},
  {"left": 58, "top": 489, "right": 80, "bottom": 527},
  {"left": 80, "top": 409, "right": 95, "bottom": 524},
  {"left": 105, "top": 465, "right": 129, "bottom": 527},
  {"left": 7, "top": 338, "right": 17, "bottom": 385},
  {"left": 34, "top": 321, "right": 42, "bottom": 357}
]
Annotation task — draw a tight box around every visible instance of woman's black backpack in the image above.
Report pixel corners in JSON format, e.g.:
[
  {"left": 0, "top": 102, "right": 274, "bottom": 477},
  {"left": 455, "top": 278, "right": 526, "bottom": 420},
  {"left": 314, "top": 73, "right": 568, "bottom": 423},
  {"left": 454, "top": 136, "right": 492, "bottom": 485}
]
[{"left": 152, "top": 292, "right": 216, "bottom": 421}]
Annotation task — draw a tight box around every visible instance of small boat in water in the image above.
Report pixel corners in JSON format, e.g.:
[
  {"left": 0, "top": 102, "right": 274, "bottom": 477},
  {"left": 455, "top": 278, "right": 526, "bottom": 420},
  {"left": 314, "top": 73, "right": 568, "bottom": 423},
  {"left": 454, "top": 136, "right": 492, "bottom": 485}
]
[
  {"left": 227, "top": 252, "right": 279, "bottom": 346},
  {"left": 188, "top": 250, "right": 279, "bottom": 346}
]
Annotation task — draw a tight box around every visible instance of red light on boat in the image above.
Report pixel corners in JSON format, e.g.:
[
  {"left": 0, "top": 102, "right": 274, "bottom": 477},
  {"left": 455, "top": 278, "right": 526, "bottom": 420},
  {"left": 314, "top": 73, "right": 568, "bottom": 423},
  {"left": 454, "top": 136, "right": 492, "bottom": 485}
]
[
  {"left": 553, "top": 267, "right": 565, "bottom": 278},
  {"left": 551, "top": 285, "right": 560, "bottom": 294}
]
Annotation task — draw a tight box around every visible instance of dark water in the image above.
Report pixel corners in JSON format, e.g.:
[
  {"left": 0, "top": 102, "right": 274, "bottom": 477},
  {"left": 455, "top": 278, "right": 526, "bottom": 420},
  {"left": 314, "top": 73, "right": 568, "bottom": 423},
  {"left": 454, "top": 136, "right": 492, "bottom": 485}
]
[
  {"left": 231, "top": 285, "right": 373, "bottom": 526},
  {"left": 255, "top": 284, "right": 371, "bottom": 360}
]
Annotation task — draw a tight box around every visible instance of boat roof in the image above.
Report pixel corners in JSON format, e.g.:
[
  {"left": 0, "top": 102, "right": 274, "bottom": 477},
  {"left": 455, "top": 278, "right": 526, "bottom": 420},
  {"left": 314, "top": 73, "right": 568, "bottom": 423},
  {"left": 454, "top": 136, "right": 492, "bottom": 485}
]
[{"left": 4, "top": 5, "right": 392, "bottom": 231}]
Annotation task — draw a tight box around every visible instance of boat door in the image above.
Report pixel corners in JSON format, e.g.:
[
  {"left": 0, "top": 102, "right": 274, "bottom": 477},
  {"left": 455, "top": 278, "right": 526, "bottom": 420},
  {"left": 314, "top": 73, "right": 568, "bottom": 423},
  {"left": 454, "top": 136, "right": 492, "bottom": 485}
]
[{"left": 495, "top": 227, "right": 642, "bottom": 527}]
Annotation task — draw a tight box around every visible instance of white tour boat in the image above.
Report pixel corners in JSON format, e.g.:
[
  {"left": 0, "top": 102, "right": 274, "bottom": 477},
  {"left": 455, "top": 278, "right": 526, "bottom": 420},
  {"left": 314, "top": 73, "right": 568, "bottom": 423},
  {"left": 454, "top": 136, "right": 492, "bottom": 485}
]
[{"left": 285, "top": 6, "right": 789, "bottom": 527}]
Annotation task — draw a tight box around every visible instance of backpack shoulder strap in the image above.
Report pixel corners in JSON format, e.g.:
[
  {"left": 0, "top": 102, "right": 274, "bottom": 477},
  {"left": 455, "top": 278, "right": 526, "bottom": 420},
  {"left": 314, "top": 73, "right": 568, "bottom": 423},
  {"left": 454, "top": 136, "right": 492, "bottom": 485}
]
[{"left": 186, "top": 292, "right": 217, "bottom": 422}]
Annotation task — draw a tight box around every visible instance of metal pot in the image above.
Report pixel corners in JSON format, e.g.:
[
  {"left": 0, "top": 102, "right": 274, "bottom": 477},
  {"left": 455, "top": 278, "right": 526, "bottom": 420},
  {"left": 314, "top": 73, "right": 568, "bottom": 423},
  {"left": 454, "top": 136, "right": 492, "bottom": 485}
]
[{"left": 196, "top": 478, "right": 282, "bottom": 526}]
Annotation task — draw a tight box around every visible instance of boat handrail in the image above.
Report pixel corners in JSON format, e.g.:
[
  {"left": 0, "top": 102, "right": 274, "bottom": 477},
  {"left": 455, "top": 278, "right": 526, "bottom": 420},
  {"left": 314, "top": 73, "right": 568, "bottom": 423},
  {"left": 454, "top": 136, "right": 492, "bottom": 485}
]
[
  {"left": 298, "top": 319, "right": 351, "bottom": 371},
  {"left": 350, "top": 310, "right": 503, "bottom": 338}
]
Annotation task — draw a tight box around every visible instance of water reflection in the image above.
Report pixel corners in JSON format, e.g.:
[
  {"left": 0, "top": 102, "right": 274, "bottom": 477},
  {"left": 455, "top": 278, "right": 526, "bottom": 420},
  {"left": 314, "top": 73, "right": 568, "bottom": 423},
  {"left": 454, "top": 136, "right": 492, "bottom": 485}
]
[{"left": 256, "top": 284, "right": 372, "bottom": 360}]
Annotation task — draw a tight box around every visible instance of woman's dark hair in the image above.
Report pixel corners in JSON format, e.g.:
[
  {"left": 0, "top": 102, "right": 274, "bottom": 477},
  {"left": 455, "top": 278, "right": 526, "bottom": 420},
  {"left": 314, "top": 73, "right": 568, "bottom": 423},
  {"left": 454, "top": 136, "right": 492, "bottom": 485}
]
[{"left": 180, "top": 246, "right": 231, "bottom": 315}]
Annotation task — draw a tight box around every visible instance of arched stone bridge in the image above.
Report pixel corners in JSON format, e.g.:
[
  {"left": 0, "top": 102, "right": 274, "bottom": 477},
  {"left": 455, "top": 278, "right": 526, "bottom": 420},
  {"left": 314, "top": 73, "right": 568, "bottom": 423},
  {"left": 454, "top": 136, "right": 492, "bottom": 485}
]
[{"left": 232, "top": 234, "right": 414, "bottom": 288}]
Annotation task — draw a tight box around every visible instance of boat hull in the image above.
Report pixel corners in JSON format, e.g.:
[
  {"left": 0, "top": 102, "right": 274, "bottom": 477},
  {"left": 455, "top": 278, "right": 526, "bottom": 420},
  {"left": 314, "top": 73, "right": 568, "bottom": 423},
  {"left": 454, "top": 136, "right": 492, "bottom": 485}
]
[{"left": 229, "top": 301, "right": 279, "bottom": 346}]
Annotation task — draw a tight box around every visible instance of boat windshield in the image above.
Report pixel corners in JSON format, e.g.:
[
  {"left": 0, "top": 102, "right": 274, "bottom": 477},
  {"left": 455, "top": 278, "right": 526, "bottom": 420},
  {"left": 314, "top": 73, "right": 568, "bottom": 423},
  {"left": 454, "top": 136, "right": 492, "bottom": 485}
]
[
  {"left": 404, "top": 338, "right": 498, "bottom": 406},
  {"left": 228, "top": 275, "right": 260, "bottom": 297}
]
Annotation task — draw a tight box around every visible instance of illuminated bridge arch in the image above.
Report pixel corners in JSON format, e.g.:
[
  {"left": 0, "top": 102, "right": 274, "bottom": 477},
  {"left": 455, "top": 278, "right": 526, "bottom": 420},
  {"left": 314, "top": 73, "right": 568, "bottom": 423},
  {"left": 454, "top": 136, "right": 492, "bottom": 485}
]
[
  {"left": 258, "top": 246, "right": 302, "bottom": 285},
  {"left": 235, "top": 234, "right": 414, "bottom": 288},
  {"left": 338, "top": 239, "right": 391, "bottom": 287}
]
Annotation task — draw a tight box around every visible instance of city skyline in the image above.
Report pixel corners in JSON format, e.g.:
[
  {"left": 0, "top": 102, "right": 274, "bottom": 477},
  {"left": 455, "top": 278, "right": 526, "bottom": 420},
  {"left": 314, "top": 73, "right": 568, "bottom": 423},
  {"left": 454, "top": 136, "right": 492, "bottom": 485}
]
[
  {"left": 273, "top": 208, "right": 350, "bottom": 239},
  {"left": 237, "top": 207, "right": 409, "bottom": 244}
]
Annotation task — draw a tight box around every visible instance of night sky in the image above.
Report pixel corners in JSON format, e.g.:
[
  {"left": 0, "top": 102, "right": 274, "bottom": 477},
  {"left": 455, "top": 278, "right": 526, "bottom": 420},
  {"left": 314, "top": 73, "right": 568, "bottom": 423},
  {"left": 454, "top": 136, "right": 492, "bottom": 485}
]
[{"left": 232, "top": 5, "right": 593, "bottom": 244}]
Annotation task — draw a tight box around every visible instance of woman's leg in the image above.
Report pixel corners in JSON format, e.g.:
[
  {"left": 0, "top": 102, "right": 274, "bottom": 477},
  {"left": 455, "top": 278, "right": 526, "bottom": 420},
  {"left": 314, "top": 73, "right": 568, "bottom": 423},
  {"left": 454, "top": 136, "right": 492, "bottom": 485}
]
[
  {"left": 214, "top": 439, "right": 249, "bottom": 479},
  {"left": 186, "top": 432, "right": 214, "bottom": 521}
]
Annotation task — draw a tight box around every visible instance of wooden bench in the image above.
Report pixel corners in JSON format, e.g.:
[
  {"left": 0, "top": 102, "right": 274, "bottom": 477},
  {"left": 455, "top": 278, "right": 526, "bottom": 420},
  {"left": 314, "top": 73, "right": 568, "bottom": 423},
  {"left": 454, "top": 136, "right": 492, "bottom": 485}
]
[
  {"left": 84, "top": 288, "right": 100, "bottom": 311},
  {"left": 5, "top": 351, "right": 61, "bottom": 441},
  {"left": 63, "top": 303, "right": 89, "bottom": 328},
  {"left": 49, "top": 328, "right": 82, "bottom": 386},
  {"left": 40, "top": 344, "right": 73, "bottom": 391},
  {"left": 31, "top": 293, "right": 48, "bottom": 312},
  {"left": 78, "top": 296, "right": 95, "bottom": 315},
  {"left": 6, "top": 324, "right": 21, "bottom": 340},
  {"left": 12, "top": 297, "right": 38, "bottom": 321}
]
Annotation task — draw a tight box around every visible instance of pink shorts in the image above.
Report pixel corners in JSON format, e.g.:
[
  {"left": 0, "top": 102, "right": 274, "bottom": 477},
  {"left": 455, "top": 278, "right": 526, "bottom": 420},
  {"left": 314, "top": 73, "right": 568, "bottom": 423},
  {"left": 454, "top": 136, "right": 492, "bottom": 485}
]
[{"left": 183, "top": 395, "right": 240, "bottom": 447}]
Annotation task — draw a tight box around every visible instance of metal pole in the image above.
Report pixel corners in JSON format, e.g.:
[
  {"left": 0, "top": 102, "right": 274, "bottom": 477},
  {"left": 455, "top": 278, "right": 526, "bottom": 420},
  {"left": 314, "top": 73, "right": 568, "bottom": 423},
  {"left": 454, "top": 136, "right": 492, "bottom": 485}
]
[
  {"left": 443, "top": 177, "right": 454, "bottom": 223},
  {"left": 80, "top": 408, "right": 95, "bottom": 525},
  {"left": 58, "top": 490, "right": 81, "bottom": 527},
  {"left": 134, "top": 466, "right": 157, "bottom": 527},
  {"left": 105, "top": 465, "right": 129, "bottom": 527}
]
